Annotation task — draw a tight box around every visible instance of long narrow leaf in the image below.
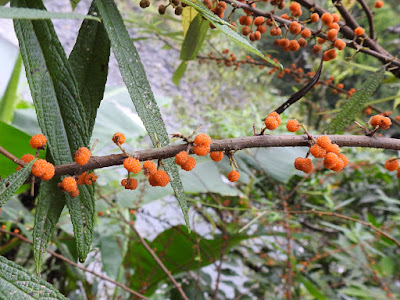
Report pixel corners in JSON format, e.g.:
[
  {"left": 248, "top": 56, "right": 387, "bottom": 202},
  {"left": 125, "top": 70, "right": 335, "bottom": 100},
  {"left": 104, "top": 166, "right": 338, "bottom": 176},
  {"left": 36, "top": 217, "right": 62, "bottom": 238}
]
[
  {"left": 0, "top": 54, "right": 22, "bottom": 123},
  {"left": 327, "top": 67, "right": 385, "bottom": 133},
  {"left": 68, "top": 1, "right": 110, "bottom": 135},
  {"left": 95, "top": 0, "right": 190, "bottom": 228},
  {"left": 0, "top": 6, "right": 100, "bottom": 21},
  {"left": 12, "top": 0, "right": 94, "bottom": 263},
  {"left": 0, "top": 255, "right": 67, "bottom": 299},
  {"left": 33, "top": 180, "right": 66, "bottom": 273},
  {"left": 0, "top": 160, "right": 34, "bottom": 205}
]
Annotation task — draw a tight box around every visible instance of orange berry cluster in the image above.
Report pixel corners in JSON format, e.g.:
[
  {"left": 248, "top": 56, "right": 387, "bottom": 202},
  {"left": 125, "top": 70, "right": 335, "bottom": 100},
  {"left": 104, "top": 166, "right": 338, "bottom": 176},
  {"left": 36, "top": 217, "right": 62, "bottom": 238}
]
[
  {"left": 370, "top": 114, "right": 391, "bottom": 130},
  {"left": 77, "top": 172, "right": 97, "bottom": 185},
  {"left": 384, "top": 158, "right": 400, "bottom": 178},
  {"left": 59, "top": 176, "right": 79, "bottom": 197}
]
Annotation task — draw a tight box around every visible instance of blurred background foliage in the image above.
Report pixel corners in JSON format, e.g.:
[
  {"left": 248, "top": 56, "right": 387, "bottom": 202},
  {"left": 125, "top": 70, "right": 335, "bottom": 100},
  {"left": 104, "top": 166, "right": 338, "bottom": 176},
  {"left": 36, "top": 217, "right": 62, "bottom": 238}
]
[{"left": 0, "top": 0, "right": 399, "bottom": 299}]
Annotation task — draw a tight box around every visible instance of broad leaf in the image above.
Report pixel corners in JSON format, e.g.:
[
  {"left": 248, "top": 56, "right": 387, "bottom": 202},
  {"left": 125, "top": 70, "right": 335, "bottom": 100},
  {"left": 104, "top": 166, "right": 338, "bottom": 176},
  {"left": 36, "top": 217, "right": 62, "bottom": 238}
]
[
  {"left": 68, "top": 1, "right": 110, "bottom": 135},
  {"left": 0, "top": 255, "right": 67, "bottom": 299},
  {"left": 33, "top": 180, "right": 66, "bottom": 273},
  {"left": 12, "top": 0, "right": 95, "bottom": 263},
  {"left": 0, "top": 6, "right": 100, "bottom": 21},
  {"left": 95, "top": 0, "right": 190, "bottom": 228},
  {"left": 0, "top": 160, "right": 34, "bottom": 205},
  {"left": 0, "top": 54, "right": 22, "bottom": 123},
  {"left": 125, "top": 225, "right": 248, "bottom": 296},
  {"left": 182, "top": 6, "right": 197, "bottom": 37},
  {"left": 327, "top": 68, "right": 385, "bottom": 133},
  {"left": 180, "top": 14, "right": 208, "bottom": 61},
  {"left": 180, "top": 0, "right": 282, "bottom": 69},
  {"left": 172, "top": 60, "right": 188, "bottom": 86}
]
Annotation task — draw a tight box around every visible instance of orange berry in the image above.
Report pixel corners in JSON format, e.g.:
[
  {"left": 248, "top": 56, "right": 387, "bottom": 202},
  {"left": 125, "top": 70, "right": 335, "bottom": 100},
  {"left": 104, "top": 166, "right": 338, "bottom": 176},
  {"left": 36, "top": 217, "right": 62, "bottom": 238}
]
[
  {"left": 337, "top": 83, "right": 344, "bottom": 90},
  {"left": 77, "top": 172, "right": 88, "bottom": 185},
  {"left": 289, "top": 40, "right": 300, "bottom": 51},
  {"left": 181, "top": 156, "right": 196, "bottom": 171},
  {"left": 193, "top": 145, "right": 210, "bottom": 156},
  {"left": 310, "top": 144, "right": 326, "bottom": 158},
  {"left": 321, "top": 13, "right": 333, "bottom": 25},
  {"left": 85, "top": 173, "right": 97, "bottom": 185},
  {"left": 323, "top": 49, "right": 337, "bottom": 61},
  {"left": 59, "top": 177, "right": 78, "bottom": 193},
  {"left": 300, "top": 29, "right": 311, "bottom": 38},
  {"left": 69, "top": 189, "right": 80, "bottom": 198},
  {"left": 32, "top": 159, "right": 48, "bottom": 177},
  {"left": 257, "top": 25, "right": 267, "bottom": 34},
  {"left": 324, "top": 152, "right": 339, "bottom": 169},
  {"left": 269, "top": 111, "right": 282, "bottom": 125},
  {"left": 254, "top": 31, "right": 261, "bottom": 41},
  {"left": 143, "top": 161, "right": 157, "bottom": 176},
  {"left": 316, "top": 136, "right": 332, "bottom": 149},
  {"left": 286, "top": 119, "right": 300, "bottom": 132},
  {"left": 151, "top": 170, "right": 170, "bottom": 187},
  {"left": 194, "top": 133, "right": 212, "bottom": 146},
  {"left": 123, "top": 157, "right": 141, "bottom": 173},
  {"left": 239, "top": 15, "right": 247, "bottom": 25},
  {"left": 312, "top": 44, "right": 322, "bottom": 54},
  {"left": 385, "top": 159, "right": 399, "bottom": 172},
  {"left": 331, "top": 13, "right": 340, "bottom": 23},
  {"left": 124, "top": 178, "right": 138, "bottom": 190},
  {"left": 338, "top": 153, "right": 349, "bottom": 167},
  {"left": 365, "top": 107, "right": 372, "bottom": 115},
  {"left": 121, "top": 178, "right": 128, "bottom": 187},
  {"left": 98, "top": 211, "right": 104, "bottom": 216},
  {"left": 40, "top": 162, "right": 55, "bottom": 181},
  {"left": 16, "top": 154, "right": 35, "bottom": 170},
  {"left": 298, "top": 38, "right": 307, "bottom": 47},
  {"left": 294, "top": 157, "right": 313, "bottom": 173},
  {"left": 175, "top": 151, "right": 189, "bottom": 165},
  {"left": 264, "top": 116, "right": 279, "bottom": 130},
  {"left": 370, "top": 115, "right": 391, "bottom": 129},
  {"left": 270, "top": 27, "right": 282, "bottom": 36},
  {"left": 210, "top": 151, "right": 224, "bottom": 162},
  {"left": 242, "top": 26, "right": 250, "bottom": 36},
  {"left": 244, "top": 16, "right": 253, "bottom": 26},
  {"left": 227, "top": 170, "right": 240, "bottom": 182},
  {"left": 328, "top": 22, "right": 340, "bottom": 30},
  {"left": 310, "top": 13, "right": 319, "bottom": 22},
  {"left": 74, "top": 147, "right": 91, "bottom": 165},
  {"left": 334, "top": 39, "right": 346, "bottom": 50},
  {"left": 327, "top": 29, "right": 338, "bottom": 41},
  {"left": 112, "top": 132, "right": 125, "bottom": 145},
  {"left": 289, "top": 2, "right": 301, "bottom": 12},
  {"left": 29, "top": 134, "right": 47, "bottom": 149},
  {"left": 325, "top": 143, "right": 340, "bottom": 154},
  {"left": 254, "top": 16, "right": 265, "bottom": 26},
  {"left": 289, "top": 21, "right": 301, "bottom": 35},
  {"left": 374, "top": 1, "right": 383, "bottom": 8},
  {"left": 330, "top": 157, "right": 345, "bottom": 171},
  {"left": 354, "top": 27, "right": 365, "bottom": 36},
  {"left": 13, "top": 228, "right": 20, "bottom": 234}
]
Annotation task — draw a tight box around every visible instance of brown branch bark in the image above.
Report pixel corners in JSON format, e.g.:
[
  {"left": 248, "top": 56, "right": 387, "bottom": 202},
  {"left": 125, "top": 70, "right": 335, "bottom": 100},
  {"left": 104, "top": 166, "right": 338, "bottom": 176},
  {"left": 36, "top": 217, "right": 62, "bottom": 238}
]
[
  {"left": 0, "top": 145, "right": 26, "bottom": 167},
  {"left": 0, "top": 228, "right": 149, "bottom": 299},
  {"left": 356, "top": 0, "right": 375, "bottom": 39},
  {"left": 46, "top": 135, "right": 400, "bottom": 177}
]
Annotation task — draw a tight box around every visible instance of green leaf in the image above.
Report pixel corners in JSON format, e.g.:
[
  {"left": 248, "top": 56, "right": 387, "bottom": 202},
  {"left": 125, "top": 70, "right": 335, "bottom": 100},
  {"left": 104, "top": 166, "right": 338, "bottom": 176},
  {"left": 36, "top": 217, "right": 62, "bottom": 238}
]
[
  {"left": 182, "top": 6, "right": 197, "bottom": 37},
  {"left": 298, "top": 275, "right": 326, "bottom": 300},
  {"left": 180, "top": 14, "right": 208, "bottom": 61},
  {"left": 180, "top": 0, "right": 282, "bottom": 69},
  {"left": 12, "top": 0, "right": 94, "bottom": 262},
  {"left": 70, "top": 0, "right": 81, "bottom": 10},
  {"left": 327, "top": 67, "right": 385, "bottom": 133},
  {"left": 125, "top": 225, "right": 248, "bottom": 296},
  {"left": 68, "top": 2, "right": 110, "bottom": 135},
  {"left": 0, "top": 255, "right": 67, "bottom": 299},
  {"left": 172, "top": 60, "right": 188, "bottom": 86},
  {"left": 0, "top": 160, "right": 34, "bottom": 206},
  {"left": 95, "top": 0, "right": 190, "bottom": 228},
  {"left": 0, "top": 54, "right": 22, "bottom": 123},
  {"left": 100, "top": 235, "right": 124, "bottom": 280},
  {"left": 0, "top": 6, "right": 100, "bottom": 21},
  {"left": 0, "top": 121, "right": 40, "bottom": 178},
  {"left": 0, "top": 0, "right": 10, "bottom": 6},
  {"left": 33, "top": 180, "right": 66, "bottom": 274},
  {"left": 393, "top": 87, "right": 400, "bottom": 110}
]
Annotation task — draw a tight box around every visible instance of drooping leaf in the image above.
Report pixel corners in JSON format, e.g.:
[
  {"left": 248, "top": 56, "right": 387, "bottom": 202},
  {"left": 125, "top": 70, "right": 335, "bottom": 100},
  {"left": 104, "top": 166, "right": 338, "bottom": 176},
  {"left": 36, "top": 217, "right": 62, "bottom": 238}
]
[
  {"left": 180, "top": 13, "right": 208, "bottom": 61},
  {"left": 12, "top": 0, "right": 94, "bottom": 263},
  {"left": 172, "top": 60, "right": 188, "bottom": 86},
  {"left": 0, "top": 54, "right": 22, "bottom": 123},
  {"left": 125, "top": 225, "right": 248, "bottom": 296},
  {"left": 0, "top": 160, "right": 34, "bottom": 206},
  {"left": 327, "top": 67, "right": 385, "bottom": 133},
  {"left": 0, "top": 6, "right": 100, "bottom": 21},
  {"left": 0, "top": 255, "right": 67, "bottom": 299},
  {"left": 68, "top": 1, "right": 110, "bottom": 135},
  {"left": 95, "top": 0, "right": 190, "bottom": 228},
  {"left": 33, "top": 180, "right": 66, "bottom": 273},
  {"left": 180, "top": 0, "right": 282, "bottom": 69},
  {"left": 182, "top": 6, "right": 197, "bottom": 37}
]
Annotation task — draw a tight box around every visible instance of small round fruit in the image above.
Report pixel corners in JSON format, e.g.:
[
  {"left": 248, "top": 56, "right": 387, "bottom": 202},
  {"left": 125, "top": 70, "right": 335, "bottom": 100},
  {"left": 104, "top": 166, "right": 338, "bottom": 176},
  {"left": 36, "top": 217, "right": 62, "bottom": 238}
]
[
  {"left": 32, "top": 159, "right": 48, "bottom": 177},
  {"left": 194, "top": 133, "right": 212, "bottom": 146},
  {"left": 123, "top": 157, "right": 141, "bottom": 173},
  {"left": 210, "top": 151, "right": 224, "bottom": 162},
  {"left": 16, "top": 154, "right": 35, "bottom": 170},
  {"left": 60, "top": 177, "right": 78, "bottom": 193},
  {"left": 74, "top": 147, "right": 91, "bottom": 165},
  {"left": 286, "top": 119, "right": 300, "bottom": 132},
  {"left": 143, "top": 161, "right": 157, "bottom": 176},
  {"left": 29, "top": 134, "right": 47, "bottom": 149},
  {"left": 227, "top": 170, "right": 240, "bottom": 182},
  {"left": 112, "top": 132, "right": 125, "bottom": 145},
  {"left": 193, "top": 145, "right": 210, "bottom": 156},
  {"left": 310, "top": 144, "right": 326, "bottom": 158},
  {"left": 181, "top": 156, "right": 196, "bottom": 171},
  {"left": 385, "top": 158, "right": 399, "bottom": 171}
]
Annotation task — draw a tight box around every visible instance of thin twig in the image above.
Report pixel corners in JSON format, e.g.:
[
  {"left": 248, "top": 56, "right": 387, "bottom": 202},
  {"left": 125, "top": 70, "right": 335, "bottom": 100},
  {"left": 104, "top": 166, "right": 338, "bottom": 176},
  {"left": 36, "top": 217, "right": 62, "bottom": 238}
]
[
  {"left": 213, "top": 244, "right": 227, "bottom": 300},
  {"left": 100, "top": 194, "right": 189, "bottom": 300},
  {"left": 356, "top": 0, "right": 375, "bottom": 39},
  {"left": 0, "top": 145, "right": 26, "bottom": 166},
  {"left": 0, "top": 228, "right": 149, "bottom": 299}
]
